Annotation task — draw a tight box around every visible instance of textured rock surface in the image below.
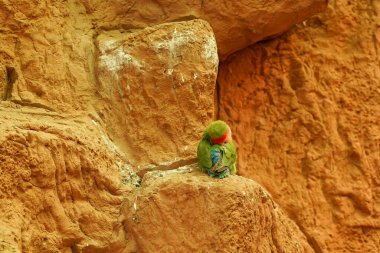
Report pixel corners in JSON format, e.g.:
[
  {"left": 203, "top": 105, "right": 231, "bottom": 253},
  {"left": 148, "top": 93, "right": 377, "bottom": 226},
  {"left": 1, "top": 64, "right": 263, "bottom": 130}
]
[
  {"left": 0, "top": 105, "right": 135, "bottom": 253},
  {"left": 95, "top": 19, "right": 217, "bottom": 172},
  {"left": 0, "top": 0, "right": 326, "bottom": 112},
  {"left": 218, "top": 0, "right": 380, "bottom": 252},
  {"left": 0, "top": 0, "right": 96, "bottom": 112},
  {"left": 84, "top": 0, "right": 327, "bottom": 59},
  {"left": 124, "top": 167, "right": 314, "bottom": 253},
  {"left": 0, "top": 106, "right": 313, "bottom": 253},
  {"left": 0, "top": 0, "right": 355, "bottom": 252}
]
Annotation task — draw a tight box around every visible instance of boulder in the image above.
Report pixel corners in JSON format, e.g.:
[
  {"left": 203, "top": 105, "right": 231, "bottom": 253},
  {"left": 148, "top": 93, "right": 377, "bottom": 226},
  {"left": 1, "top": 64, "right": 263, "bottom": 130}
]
[
  {"left": 95, "top": 19, "right": 217, "bottom": 173},
  {"left": 217, "top": 1, "right": 380, "bottom": 251},
  {"left": 0, "top": 106, "right": 134, "bottom": 253},
  {"left": 124, "top": 166, "right": 314, "bottom": 253},
  {"left": 85, "top": 0, "right": 327, "bottom": 59}
]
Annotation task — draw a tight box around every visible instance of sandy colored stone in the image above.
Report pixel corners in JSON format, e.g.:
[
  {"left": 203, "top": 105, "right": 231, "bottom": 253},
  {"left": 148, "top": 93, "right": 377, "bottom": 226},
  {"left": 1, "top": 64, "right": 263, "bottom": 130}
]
[
  {"left": 218, "top": 0, "right": 380, "bottom": 252},
  {"left": 4, "top": 0, "right": 378, "bottom": 252},
  {"left": 0, "top": 105, "right": 137, "bottom": 253},
  {"left": 84, "top": 0, "right": 327, "bottom": 59},
  {"left": 0, "top": 0, "right": 96, "bottom": 112},
  {"left": 95, "top": 19, "right": 217, "bottom": 173},
  {"left": 124, "top": 167, "right": 314, "bottom": 253},
  {"left": 0, "top": 0, "right": 326, "bottom": 114}
]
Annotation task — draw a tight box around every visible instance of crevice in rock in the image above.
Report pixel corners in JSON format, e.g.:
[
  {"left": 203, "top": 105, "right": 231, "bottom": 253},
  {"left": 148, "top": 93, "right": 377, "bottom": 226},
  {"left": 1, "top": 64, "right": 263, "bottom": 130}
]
[
  {"left": 96, "top": 15, "right": 200, "bottom": 33},
  {"left": 70, "top": 244, "right": 79, "bottom": 253},
  {"left": 170, "top": 15, "right": 199, "bottom": 22},
  {"left": 11, "top": 100, "right": 56, "bottom": 112},
  {"left": 214, "top": 79, "right": 220, "bottom": 119},
  {"left": 125, "top": 0, "right": 137, "bottom": 14},
  {"left": 96, "top": 24, "right": 144, "bottom": 33},
  {"left": 136, "top": 157, "right": 197, "bottom": 178},
  {"left": 295, "top": 224, "right": 323, "bottom": 253},
  {"left": 3, "top": 66, "right": 17, "bottom": 101}
]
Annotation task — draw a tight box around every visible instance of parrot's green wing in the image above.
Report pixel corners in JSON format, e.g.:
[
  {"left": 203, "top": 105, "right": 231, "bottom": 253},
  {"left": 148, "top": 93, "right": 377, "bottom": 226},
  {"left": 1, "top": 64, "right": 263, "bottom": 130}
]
[
  {"left": 208, "top": 142, "right": 237, "bottom": 177},
  {"left": 197, "top": 139, "right": 212, "bottom": 172},
  {"left": 197, "top": 133, "right": 237, "bottom": 177},
  {"left": 222, "top": 142, "right": 237, "bottom": 175}
]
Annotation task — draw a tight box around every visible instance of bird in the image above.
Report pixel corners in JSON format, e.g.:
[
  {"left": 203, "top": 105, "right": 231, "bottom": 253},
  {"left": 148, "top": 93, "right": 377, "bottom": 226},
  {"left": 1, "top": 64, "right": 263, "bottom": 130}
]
[{"left": 197, "top": 120, "right": 237, "bottom": 178}]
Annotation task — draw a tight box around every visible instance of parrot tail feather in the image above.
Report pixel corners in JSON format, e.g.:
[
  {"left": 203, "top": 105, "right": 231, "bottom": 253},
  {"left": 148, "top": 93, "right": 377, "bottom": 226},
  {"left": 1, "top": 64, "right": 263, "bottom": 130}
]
[{"left": 207, "top": 167, "right": 230, "bottom": 179}]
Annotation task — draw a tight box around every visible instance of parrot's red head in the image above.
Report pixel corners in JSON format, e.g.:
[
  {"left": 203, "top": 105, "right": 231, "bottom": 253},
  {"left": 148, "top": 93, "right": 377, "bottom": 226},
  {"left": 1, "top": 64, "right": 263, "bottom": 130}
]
[
  {"left": 205, "top": 120, "right": 232, "bottom": 145},
  {"left": 210, "top": 128, "right": 232, "bottom": 144}
]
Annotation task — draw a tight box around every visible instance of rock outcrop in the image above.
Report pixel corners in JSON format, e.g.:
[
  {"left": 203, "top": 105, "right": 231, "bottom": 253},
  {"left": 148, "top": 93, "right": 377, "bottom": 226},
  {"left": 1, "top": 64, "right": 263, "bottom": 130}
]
[
  {"left": 124, "top": 167, "right": 314, "bottom": 253},
  {"left": 0, "top": 106, "right": 134, "bottom": 253},
  {"left": 84, "top": 0, "right": 327, "bottom": 59},
  {"left": 218, "top": 0, "right": 380, "bottom": 252},
  {"left": 0, "top": 0, "right": 343, "bottom": 252},
  {"left": 0, "top": 106, "right": 313, "bottom": 252},
  {"left": 95, "top": 19, "right": 217, "bottom": 172},
  {"left": 0, "top": 0, "right": 96, "bottom": 112}
]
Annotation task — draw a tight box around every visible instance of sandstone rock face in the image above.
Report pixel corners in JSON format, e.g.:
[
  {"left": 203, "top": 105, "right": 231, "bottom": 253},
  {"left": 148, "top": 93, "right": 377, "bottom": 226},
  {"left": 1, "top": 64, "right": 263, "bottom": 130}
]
[
  {"left": 84, "top": 0, "right": 327, "bottom": 59},
  {"left": 218, "top": 0, "right": 380, "bottom": 252},
  {"left": 124, "top": 167, "right": 314, "bottom": 253},
  {"left": 0, "top": 106, "right": 135, "bottom": 253},
  {"left": 0, "top": 107, "right": 313, "bottom": 253},
  {"left": 95, "top": 19, "right": 217, "bottom": 173},
  {"left": 0, "top": 0, "right": 326, "bottom": 112},
  {"left": 0, "top": 0, "right": 332, "bottom": 252},
  {"left": 0, "top": 0, "right": 96, "bottom": 112}
]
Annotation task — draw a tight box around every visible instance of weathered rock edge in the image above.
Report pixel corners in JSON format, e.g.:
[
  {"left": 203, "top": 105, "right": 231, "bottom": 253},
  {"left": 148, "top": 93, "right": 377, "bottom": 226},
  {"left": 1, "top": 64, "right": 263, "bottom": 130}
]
[
  {"left": 124, "top": 166, "right": 314, "bottom": 253},
  {"left": 85, "top": 0, "right": 328, "bottom": 59}
]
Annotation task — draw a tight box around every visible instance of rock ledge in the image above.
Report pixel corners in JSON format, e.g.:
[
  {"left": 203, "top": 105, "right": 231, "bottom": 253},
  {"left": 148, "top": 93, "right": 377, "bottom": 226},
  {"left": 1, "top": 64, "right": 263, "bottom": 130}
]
[{"left": 124, "top": 166, "right": 313, "bottom": 253}]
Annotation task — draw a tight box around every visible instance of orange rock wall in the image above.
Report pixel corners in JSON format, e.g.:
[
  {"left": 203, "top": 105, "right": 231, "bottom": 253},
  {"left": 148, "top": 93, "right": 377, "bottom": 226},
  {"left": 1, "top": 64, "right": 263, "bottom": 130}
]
[
  {"left": 0, "top": 108, "right": 130, "bottom": 252},
  {"left": 95, "top": 20, "right": 217, "bottom": 171},
  {"left": 83, "top": 0, "right": 326, "bottom": 59},
  {"left": 0, "top": 0, "right": 96, "bottom": 112},
  {"left": 218, "top": 0, "right": 380, "bottom": 252},
  {"left": 6, "top": 0, "right": 378, "bottom": 252},
  {"left": 124, "top": 167, "right": 314, "bottom": 253}
]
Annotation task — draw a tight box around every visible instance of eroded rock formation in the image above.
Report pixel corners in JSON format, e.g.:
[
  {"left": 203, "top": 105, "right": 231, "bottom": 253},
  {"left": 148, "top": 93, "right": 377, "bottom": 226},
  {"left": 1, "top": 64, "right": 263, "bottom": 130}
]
[
  {"left": 124, "top": 167, "right": 314, "bottom": 253},
  {"left": 95, "top": 19, "right": 217, "bottom": 172},
  {"left": 4, "top": 0, "right": 378, "bottom": 252},
  {"left": 218, "top": 0, "right": 380, "bottom": 252},
  {"left": 84, "top": 0, "right": 327, "bottom": 59},
  {"left": 0, "top": 106, "right": 132, "bottom": 252}
]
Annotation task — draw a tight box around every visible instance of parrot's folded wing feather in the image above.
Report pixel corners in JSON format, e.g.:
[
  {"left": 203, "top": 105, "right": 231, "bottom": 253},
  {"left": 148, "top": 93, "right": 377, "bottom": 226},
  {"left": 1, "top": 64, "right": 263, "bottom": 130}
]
[
  {"left": 210, "top": 148, "right": 221, "bottom": 165},
  {"left": 198, "top": 138, "right": 237, "bottom": 177},
  {"left": 221, "top": 142, "right": 237, "bottom": 175},
  {"left": 210, "top": 145, "right": 228, "bottom": 173},
  {"left": 197, "top": 139, "right": 213, "bottom": 171},
  {"left": 223, "top": 142, "right": 237, "bottom": 163}
]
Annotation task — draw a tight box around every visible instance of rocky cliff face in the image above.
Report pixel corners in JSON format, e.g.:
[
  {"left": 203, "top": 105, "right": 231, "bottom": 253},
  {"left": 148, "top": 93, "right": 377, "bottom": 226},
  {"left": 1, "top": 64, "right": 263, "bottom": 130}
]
[
  {"left": 0, "top": 108, "right": 130, "bottom": 252},
  {"left": 95, "top": 19, "right": 217, "bottom": 172},
  {"left": 124, "top": 167, "right": 314, "bottom": 253},
  {"left": 2, "top": 0, "right": 378, "bottom": 252},
  {"left": 83, "top": 0, "right": 327, "bottom": 59},
  {"left": 218, "top": 0, "right": 380, "bottom": 252}
]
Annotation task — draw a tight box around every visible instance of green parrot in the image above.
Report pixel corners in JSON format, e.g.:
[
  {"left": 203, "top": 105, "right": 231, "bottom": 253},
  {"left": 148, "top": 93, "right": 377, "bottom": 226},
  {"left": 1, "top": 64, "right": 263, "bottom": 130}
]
[{"left": 197, "top": 120, "right": 237, "bottom": 178}]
